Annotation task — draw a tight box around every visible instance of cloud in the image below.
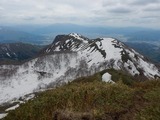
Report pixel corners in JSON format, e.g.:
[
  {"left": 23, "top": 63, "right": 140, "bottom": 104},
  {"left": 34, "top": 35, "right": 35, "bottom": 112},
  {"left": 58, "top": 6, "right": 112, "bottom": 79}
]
[
  {"left": 0, "top": 6, "right": 4, "bottom": 10},
  {"left": 130, "top": 0, "right": 160, "bottom": 5},
  {"left": 141, "top": 15, "right": 160, "bottom": 19},
  {"left": 23, "top": 17, "right": 35, "bottom": 21},
  {"left": 108, "top": 7, "right": 132, "bottom": 14},
  {"left": 0, "top": 0, "right": 159, "bottom": 28},
  {"left": 144, "top": 5, "right": 160, "bottom": 11}
]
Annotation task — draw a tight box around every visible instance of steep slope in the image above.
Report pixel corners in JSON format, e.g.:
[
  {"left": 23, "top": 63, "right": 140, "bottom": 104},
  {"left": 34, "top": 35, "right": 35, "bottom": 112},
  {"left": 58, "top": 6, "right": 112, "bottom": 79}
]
[
  {"left": 0, "top": 43, "right": 44, "bottom": 64},
  {"left": 0, "top": 33, "right": 159, "bottom": 105}
]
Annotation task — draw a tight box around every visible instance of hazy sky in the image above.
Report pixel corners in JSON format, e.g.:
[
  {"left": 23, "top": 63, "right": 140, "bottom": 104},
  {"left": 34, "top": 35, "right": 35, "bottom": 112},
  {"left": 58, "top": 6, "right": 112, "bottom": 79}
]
[{"left": 0, "top": 0, "right": 160, "bottom": 28}]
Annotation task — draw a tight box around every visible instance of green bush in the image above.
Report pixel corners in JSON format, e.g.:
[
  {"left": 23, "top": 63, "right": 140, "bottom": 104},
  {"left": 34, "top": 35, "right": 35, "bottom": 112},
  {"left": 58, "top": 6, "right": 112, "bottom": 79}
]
[{"left": 4, "top": 82, "right": 135, "bottom": 120}]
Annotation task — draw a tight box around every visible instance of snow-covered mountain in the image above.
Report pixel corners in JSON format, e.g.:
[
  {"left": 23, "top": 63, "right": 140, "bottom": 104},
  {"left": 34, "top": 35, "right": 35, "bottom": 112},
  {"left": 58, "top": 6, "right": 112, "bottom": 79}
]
[{"left": 0, "top": 33, "right": 160, "bottom": 105}]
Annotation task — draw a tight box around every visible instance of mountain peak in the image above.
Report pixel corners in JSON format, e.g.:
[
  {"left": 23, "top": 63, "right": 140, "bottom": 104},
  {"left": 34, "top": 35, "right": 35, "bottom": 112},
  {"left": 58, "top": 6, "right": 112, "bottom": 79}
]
[
  {"left": 41, "top": 34, "right": 160, "bottom": 79},
  {"left": 69, "top": 33, "right": 89, "bottom": 41},
  {"left": 69, "top": 32, "right": 81, "bottom": 37},
  {"left": 43, "top": 33, "right": 89, "bottom": 53}
]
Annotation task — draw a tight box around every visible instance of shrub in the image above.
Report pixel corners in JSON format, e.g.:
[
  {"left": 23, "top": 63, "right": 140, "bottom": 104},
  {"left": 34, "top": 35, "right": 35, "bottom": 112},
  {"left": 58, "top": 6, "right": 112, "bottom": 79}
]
[
  {"left": 136, "top": 87, "right": 160, "bottom": 120},
  {"left": 4, "top": 82, "right": 134, "bottom": 120}
]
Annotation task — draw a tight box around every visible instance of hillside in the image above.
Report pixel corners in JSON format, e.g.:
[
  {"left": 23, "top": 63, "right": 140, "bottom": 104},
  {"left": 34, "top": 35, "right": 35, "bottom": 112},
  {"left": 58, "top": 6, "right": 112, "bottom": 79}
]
[
  {"left": 0, "top": 43, "right": 44, "bottom": 64},
  {"left": 0, "top": 33, "right": 159, "bottom": 106},
  {"left": 2, "top": 70, "right": 160, "bottom": 120}
]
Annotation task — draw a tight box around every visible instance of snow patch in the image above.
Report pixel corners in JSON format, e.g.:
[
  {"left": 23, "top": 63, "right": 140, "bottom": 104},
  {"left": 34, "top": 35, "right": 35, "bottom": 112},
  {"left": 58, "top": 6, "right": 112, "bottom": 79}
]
[
  {"left": 46, "top": 48, "right": 51, "bottom": 53},
  {"left": 13, "top": 53, "right": 17, "bottom": 56},
  {"left": 5, "top": 104, "right": 19, "bottom": 111},
  {"left": 0, "top": 113, "right": 8, "bottom": 119},
  {"left": 55, "top": 46, "right": 60, "bottom": 51},
  {"left": 138, "top": 58, "right": 159, "bottom": 78},
  {"left": 6, "top": 53, "right": 11, "bottom": 57},
  {"left": 124, "top": 60, "right": 140, "bottom": 75},
  {"left": 102, "top": 73, "right": 114, "bottom": 83},
  {"left": 23, "top": 94, "right": 35, "bottom": 101},
  {"left": 69, "top": 33, "right": 88, "bottom": 43}
]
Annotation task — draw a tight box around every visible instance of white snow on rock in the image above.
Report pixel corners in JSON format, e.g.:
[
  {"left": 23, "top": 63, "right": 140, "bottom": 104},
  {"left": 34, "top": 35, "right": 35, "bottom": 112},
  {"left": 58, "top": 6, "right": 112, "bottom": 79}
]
[
  {"left": 124, "top": 60, "right": 140, "bottom": 75},
  {"left": 23, "top": 94, "right": 35, "bottom": 101},
  {"left": 102, "top": 73, "right": 114, "bottom": 83},
  {"left": 6, "top": 53, "right": 11, "bottom": 57},
  {"left": 5, "top": 104, "right": 19, "bottom": 111},
  {"left": 138, "top": 58, "right": 159, "bottom": 78},
  {"left": 69, "top": 33, "right": 88, "bottom": 43},
  {"left": 0, "top": 113, "right": 8, "bottom": 119}
]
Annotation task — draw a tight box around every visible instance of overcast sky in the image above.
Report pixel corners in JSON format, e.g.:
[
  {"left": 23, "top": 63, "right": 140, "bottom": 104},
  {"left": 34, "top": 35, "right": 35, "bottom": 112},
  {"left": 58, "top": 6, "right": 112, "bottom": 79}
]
[{"left": 0, "top": 0, "right": 160, "bottom": 28}]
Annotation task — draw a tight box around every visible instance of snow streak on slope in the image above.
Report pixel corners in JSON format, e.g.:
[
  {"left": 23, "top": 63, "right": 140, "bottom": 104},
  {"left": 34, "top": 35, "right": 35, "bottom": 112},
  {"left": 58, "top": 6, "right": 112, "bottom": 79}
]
[
  {"left": 0, "top": 113, "right": 8, "bottom": 119},
  {"left": 0, "top": 33, "right": 160, "bottom": 105},
  {"left": 5, "top": 104, "right": 19, "bottom": 111}
]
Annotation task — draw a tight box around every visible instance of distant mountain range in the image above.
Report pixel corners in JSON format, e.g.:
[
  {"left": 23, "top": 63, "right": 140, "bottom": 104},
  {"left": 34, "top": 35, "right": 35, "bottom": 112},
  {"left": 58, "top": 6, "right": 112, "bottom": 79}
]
[
  {"left": 0, "top": 27, "right": 49, "bottom": 44},
  {"left": 1, "top": 24, "right": 160, "bottom": 43},
  {"left": 0, "top": 24, "right": 159, "bottom": 64},
  {"left": 34, "top": 25, "right": 160, "bottom": 43}
]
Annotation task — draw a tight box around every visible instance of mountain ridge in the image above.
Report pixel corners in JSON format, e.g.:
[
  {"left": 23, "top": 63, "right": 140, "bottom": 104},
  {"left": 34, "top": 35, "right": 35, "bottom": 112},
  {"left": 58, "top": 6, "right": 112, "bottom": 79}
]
[{"left": 0, "top": 33, "right": 159, "bottom": 106}]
